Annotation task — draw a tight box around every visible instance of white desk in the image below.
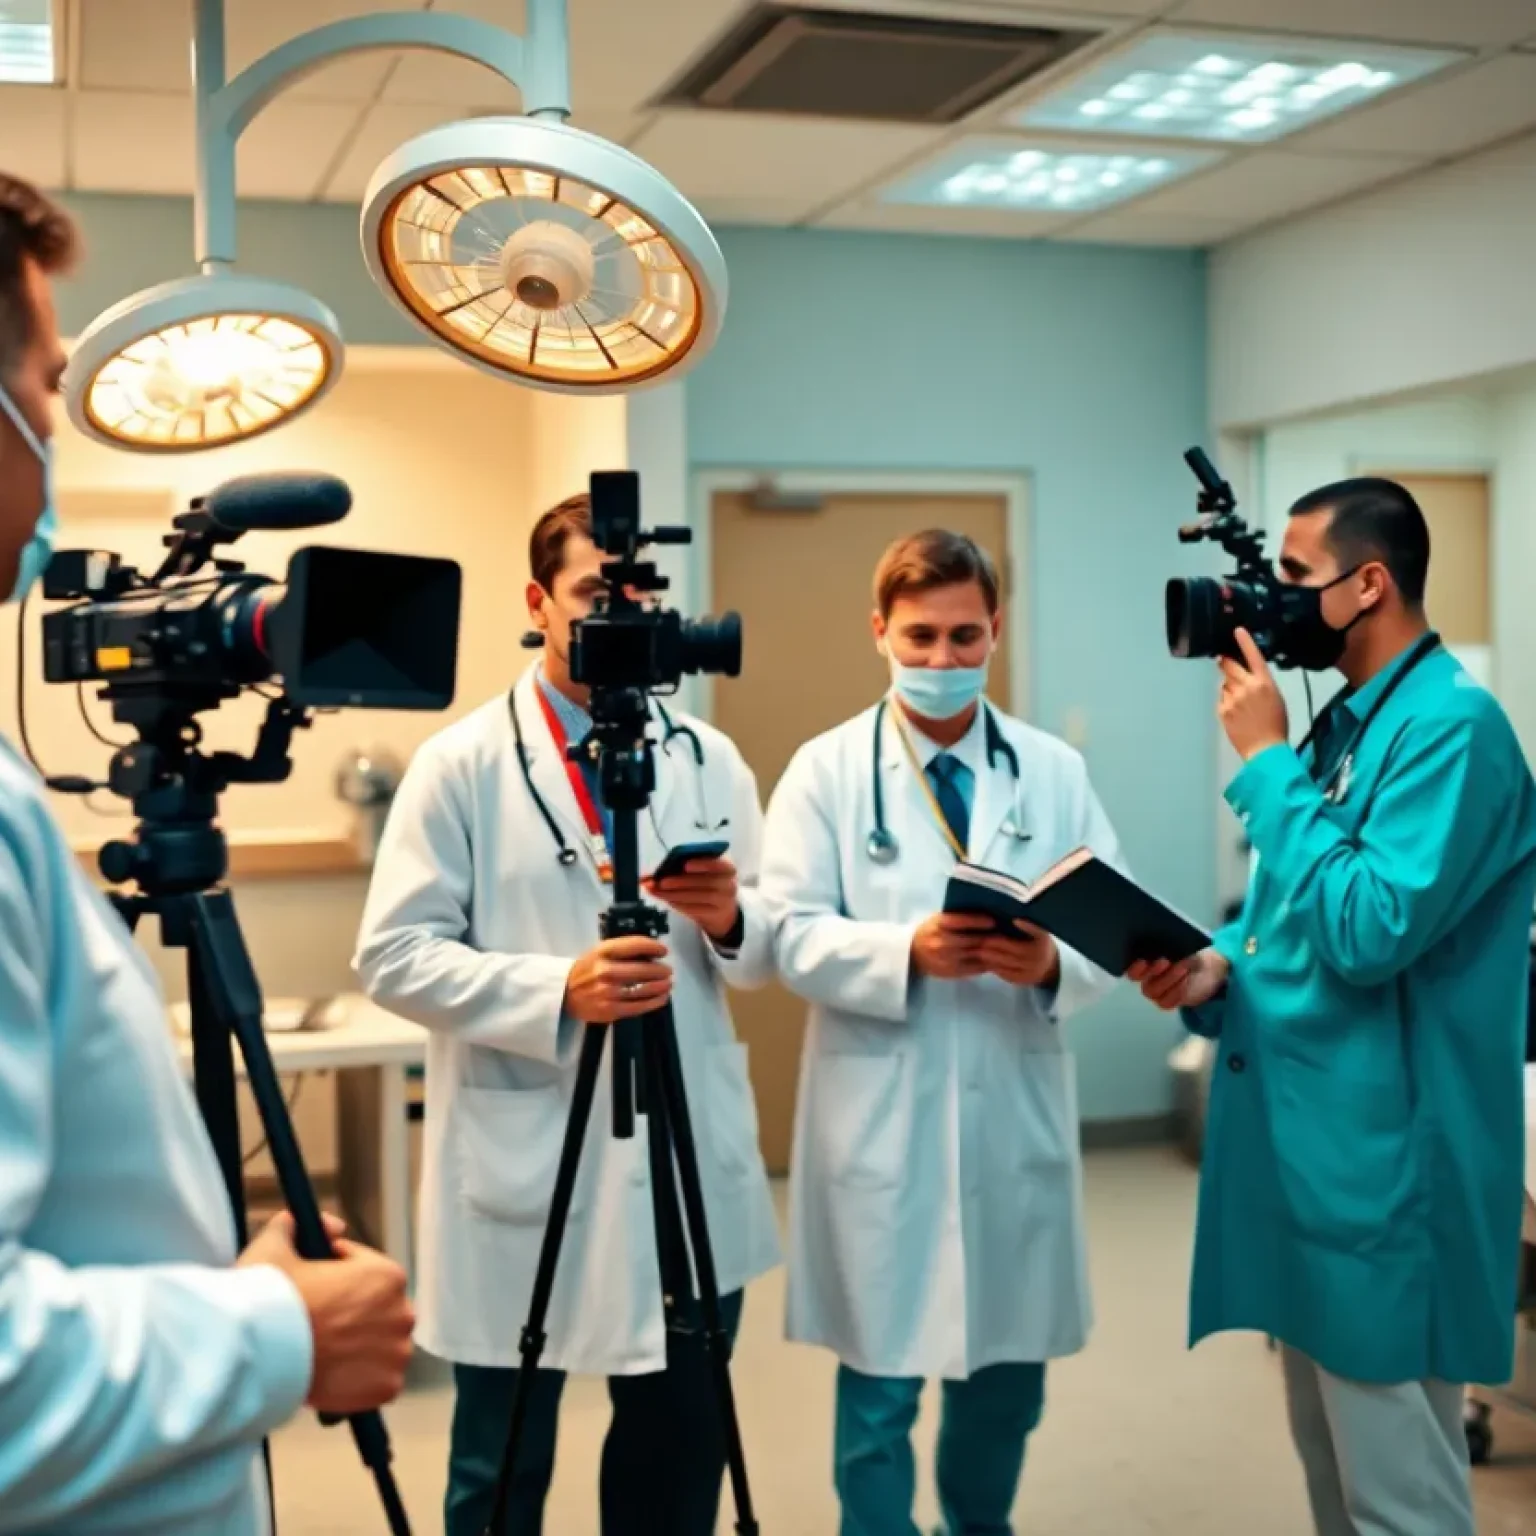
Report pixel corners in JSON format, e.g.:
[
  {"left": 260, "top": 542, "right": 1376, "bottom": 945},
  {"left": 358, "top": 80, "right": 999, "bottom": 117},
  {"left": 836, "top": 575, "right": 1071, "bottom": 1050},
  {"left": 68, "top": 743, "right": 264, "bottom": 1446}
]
[{"left": 173, "top": 998, "right": 427, "bottom": 1287}]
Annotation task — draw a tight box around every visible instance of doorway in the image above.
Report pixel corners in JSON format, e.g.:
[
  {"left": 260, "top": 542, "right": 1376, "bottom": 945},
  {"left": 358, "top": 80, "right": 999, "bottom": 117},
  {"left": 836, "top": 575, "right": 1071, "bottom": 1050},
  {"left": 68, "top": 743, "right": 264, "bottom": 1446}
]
[{"left": 708, "top": 483, "right": 1019, "bottom": 1172}]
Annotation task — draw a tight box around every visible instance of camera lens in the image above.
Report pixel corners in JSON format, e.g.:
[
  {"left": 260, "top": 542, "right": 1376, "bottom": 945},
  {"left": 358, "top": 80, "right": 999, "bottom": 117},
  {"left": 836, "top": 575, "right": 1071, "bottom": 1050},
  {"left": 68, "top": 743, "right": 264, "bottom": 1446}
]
[
  {"left": 679, "top": 612, "right": 743, "bottom": 678},
  {"left": 1165, "top": 577, "right": 1225, "bottom": 659}
]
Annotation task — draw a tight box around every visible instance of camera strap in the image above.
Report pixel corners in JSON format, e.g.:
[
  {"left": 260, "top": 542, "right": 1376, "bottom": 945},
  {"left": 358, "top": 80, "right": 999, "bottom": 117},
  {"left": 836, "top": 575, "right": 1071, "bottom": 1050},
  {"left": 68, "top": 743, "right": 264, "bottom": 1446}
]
[{"left": 534, "top": 685, "right": 614, "bottom": 883}]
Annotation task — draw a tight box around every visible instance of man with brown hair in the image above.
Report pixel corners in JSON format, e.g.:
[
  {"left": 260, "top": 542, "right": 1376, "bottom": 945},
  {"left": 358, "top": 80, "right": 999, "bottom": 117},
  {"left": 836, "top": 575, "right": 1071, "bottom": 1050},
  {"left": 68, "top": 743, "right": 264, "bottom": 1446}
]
[
  {"left": 0, "top": 175, "right": 415, "bottom": 1534},
  {"left": 355, "top": 491, "right": 780, "bottom": 1534},
  {"left": 761, "top": 528, "right": 1127, "bottom": 1536}
]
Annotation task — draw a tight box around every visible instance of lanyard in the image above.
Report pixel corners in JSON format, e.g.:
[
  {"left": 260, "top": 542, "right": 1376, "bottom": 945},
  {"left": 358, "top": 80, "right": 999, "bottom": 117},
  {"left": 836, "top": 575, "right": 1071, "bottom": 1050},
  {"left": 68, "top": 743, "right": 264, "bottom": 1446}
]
[
  {"left": 534, "top": 684, "right": 613, "bottom": 882},
  {"left": 889, "top": 701, "right": 968, "bottom": 862},
  {"left": 1296, "top": 632, "right": 1442, "bottom": 805}
]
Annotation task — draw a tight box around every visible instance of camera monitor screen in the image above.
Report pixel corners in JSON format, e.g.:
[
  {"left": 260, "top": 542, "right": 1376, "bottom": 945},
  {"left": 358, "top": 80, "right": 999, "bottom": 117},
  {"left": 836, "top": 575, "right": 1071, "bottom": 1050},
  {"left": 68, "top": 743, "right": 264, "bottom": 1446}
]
[{"left": 272, "top": 545, "right": 462, "bottom": 711}]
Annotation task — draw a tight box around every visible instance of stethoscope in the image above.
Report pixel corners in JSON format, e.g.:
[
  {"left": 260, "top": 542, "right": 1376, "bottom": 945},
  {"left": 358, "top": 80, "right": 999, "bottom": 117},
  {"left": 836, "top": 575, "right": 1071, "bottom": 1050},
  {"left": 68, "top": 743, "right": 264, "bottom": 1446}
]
[
  {"left": 1295, "top": 631, "right": 1442, "bottom": 806},
  {"left": 509, "top": 688, "right": 726, "bottom": 868},
  {"left": 865, "top": 696, "right": 1027, "bottom": 865}
]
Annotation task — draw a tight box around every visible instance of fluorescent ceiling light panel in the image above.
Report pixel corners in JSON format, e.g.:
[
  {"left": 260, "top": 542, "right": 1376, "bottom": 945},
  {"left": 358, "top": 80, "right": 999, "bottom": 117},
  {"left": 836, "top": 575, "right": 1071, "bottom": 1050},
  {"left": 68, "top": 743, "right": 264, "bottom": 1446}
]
[
  {"left": 881, "top": 139, "right": 1221, "bottom": 213},
  {"left": 1013, "top": 31, "right": 1462, "bottom": 144},
  {"left": 0, "top": 1, "right": 55, "bottom": 85}
]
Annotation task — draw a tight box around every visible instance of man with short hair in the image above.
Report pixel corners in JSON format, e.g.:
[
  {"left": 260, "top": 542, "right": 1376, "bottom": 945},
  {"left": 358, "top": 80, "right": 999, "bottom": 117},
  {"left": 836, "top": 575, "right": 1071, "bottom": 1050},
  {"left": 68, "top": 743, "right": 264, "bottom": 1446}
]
[
  {"left": 761, "top": 528, "right": 1127, "bottom": 1536},
  {"left": 355, "top": 492, "right": 780, "bottom": 1535},
  {"left": 1133, "top": 477, "right": 1536, "bottom": 1535},
  {"left": 0, "top": 174, "right": 415, "bottom": 1535}
]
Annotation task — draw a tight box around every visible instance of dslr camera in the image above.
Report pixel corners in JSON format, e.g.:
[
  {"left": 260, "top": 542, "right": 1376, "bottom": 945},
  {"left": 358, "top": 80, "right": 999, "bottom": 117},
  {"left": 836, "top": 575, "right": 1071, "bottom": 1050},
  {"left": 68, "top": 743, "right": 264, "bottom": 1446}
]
[
  {"left": 568, "top": 470, "right": 741, "bottom": 691},
  {"left": 1165, "top": 446, "right": 1323, "bottom": 669}
]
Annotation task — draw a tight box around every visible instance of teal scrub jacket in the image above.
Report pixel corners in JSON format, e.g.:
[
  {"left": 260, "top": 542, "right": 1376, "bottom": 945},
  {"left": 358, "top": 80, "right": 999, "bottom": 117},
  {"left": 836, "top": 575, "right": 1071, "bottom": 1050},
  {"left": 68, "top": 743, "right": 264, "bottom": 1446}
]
[{"left": 1185, "top": 643, "right": 1536, "bottom": 1387}]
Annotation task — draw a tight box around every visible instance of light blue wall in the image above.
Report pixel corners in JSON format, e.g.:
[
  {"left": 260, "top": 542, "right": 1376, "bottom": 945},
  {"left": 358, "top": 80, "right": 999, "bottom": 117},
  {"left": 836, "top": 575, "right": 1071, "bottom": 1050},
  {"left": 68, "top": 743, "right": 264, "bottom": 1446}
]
[
  {"left": 687, "top": 226, "right": 1213, "bottom": 1123},
  {"left": 54, "top": 193, "right": 421, "bottom": 346}
]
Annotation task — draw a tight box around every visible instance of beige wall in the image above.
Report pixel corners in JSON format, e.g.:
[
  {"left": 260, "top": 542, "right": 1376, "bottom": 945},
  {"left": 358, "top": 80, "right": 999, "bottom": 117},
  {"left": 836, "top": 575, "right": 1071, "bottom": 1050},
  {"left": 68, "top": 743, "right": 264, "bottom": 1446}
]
[{"left": 25, "top": 347, "right": 629, "bottom": 1176}]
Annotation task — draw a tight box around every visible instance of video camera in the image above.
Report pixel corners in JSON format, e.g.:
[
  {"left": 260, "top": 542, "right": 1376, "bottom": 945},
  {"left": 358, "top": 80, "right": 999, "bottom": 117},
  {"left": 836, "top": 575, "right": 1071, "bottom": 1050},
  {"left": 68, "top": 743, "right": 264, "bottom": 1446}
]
[
  {"left": 1164, "top": 446, "right": 1326, "bottom": 669},
  {"left": 568, "top": 470, "right": 741, "bottom": 691},
  {"left": 41, "top": 471, "right": 460, "bottom": 730}
]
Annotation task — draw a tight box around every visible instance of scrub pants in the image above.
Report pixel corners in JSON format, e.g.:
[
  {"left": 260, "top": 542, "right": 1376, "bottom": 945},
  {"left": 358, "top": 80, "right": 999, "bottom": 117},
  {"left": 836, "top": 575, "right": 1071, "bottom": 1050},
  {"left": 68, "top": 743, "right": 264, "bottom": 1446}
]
[
  {"left": 445, "top": 1289, "right": 744, "bottom": 1536},
  {"left": 834, "top": 1361, "right": 1046, "bottom": 1536},
  {"left": 1281, "top": 1346, "right": 1475, "bottom": 1536}
]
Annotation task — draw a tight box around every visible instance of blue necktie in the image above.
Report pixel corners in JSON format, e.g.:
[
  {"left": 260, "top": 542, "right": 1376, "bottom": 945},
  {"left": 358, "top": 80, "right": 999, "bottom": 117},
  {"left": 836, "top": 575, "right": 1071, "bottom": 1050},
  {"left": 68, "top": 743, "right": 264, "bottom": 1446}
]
[{"left": 927, "top": 753, "right": 970, "bottom": 853}]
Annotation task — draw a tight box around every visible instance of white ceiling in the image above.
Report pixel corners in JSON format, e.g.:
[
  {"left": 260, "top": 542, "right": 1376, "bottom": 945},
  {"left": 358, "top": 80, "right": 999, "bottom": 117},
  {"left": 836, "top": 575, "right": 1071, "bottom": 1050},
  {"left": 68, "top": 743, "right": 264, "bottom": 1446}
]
[{"left": 4, "top": 0, "right": 1536, "bottom": 248}]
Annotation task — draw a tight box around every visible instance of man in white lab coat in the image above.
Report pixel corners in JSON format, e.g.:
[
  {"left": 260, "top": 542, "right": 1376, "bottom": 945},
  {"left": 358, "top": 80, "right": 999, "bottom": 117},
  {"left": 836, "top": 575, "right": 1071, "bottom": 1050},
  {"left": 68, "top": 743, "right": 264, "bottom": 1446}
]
[
  {"left": 354, "top": 494, "right": 781, "bottom": 1536},
  {"left": 0, "top": 174, "right": 415, "bottom": 1536},
  {"left": 761, "top": 529, "right": 1124, "bottom": 1536}
]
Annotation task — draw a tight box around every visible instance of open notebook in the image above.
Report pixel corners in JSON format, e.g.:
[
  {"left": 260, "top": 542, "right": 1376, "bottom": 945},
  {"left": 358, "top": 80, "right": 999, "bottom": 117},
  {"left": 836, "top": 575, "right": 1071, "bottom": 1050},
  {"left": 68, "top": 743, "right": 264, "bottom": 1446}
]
[{"left": 943, "top": 848, "right": 1210, "bottom": 977}]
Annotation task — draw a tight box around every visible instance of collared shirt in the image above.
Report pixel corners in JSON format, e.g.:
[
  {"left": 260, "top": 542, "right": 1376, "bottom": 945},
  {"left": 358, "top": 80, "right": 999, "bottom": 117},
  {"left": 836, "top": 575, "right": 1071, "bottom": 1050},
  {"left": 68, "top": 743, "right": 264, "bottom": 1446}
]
[
  {"left": 904, "top": 703, "right": 984, "bottom": 828},
  {"left": 536, "top": 664, "right": 611, "bottom": 843}
]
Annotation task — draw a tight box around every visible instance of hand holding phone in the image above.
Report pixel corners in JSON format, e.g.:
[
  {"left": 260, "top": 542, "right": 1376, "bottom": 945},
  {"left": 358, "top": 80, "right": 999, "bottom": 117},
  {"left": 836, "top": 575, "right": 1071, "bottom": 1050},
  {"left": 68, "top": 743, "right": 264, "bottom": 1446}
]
[{"left": 649, "top": 839, "right": 730, "bottom": 885}]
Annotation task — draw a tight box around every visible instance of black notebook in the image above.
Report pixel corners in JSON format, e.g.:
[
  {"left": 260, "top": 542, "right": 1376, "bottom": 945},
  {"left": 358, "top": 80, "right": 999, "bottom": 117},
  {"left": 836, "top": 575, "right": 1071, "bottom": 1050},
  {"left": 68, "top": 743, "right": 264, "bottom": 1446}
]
[{"left": 942, "top": 848, "right": 1210, "bottom": 977}]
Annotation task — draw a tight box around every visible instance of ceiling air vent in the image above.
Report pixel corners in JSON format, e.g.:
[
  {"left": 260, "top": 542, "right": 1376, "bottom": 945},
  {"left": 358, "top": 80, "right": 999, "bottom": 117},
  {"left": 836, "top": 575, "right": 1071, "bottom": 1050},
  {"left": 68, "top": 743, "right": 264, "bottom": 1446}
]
[{"left": 658, "top": 4, "right": 1101, "bottom": 125}]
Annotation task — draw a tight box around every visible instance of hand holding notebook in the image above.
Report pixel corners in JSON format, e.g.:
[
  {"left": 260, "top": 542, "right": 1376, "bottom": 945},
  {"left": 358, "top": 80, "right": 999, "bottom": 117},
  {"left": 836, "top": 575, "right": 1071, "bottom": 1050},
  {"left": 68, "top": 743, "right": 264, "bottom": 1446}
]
[{"left": 942, "top": 848, "right": 1210, "bottom": 978}]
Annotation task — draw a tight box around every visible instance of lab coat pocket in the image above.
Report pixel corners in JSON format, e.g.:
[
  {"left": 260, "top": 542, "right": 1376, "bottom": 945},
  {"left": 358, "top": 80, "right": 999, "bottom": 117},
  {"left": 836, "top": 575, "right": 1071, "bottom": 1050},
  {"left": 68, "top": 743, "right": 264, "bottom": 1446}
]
[
  {"left": 1269, "top": 1056, "right": 1415, "bottom": 1250},
  {"left": 707, "top": 1041, "right": 761, "bottom": 1186},
  {"left": 814, "top": 1050, "right": 911, "bottom": 1191},
  {"left": 455, "top": 1085, "right": 585, "bottom": 1226},
  {"left": 991, "top": 1045, "right": 1076, "bottom": 1178}
]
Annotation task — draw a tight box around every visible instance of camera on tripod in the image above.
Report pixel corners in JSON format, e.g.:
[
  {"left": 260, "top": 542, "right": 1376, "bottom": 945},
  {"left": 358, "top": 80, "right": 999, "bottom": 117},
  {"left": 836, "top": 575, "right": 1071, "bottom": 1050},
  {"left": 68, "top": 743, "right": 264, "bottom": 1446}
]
[
  {"left": 569, "top": 470, "right": 741, "bottom": 691},
  {"left": 1165, "top": 445, "right": 1325, "bottom": 669}
]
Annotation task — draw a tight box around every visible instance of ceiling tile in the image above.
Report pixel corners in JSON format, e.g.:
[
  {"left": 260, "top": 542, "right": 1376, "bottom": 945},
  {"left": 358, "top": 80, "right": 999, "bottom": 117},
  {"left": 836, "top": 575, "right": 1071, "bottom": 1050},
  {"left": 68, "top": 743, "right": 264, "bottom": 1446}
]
[
  {"left": 80, "top": 0, "right": 188, "bottom": 93},
  {"left": 1165, "top": 0, "right": 1535, "bottom": 49},
  {"left": 316, "top": 102, "right": 641, "bottom": 202},
  {"left": 72, "top": 91, "right": 360, "bottom": 199},
  {"left": 810, "top": 0, "right": 1162, "bottom": 17},
  {"left": 693, "top": 194, "right": 826, "bottom": 226},
  {"left": 1282, "top": 54, "right": 1536, "bottom": 160},
  {"left": 629, "top": 109, "right": 938, "bottom": 205},
  {"left": 1051, "top": 205, "right": 1244, "bottom": 244},
  {"left": 1118, "top": 145, "right": 1420, "bottom": 221},
  {"left": 815, "top": 200, "right": 1070, "bottom": 238},
  {"left": 226, "top": 0, "right": 422, "bottom": 102},
  {"left": 0, "top": 88, "right": 67, "bottom": 189}
]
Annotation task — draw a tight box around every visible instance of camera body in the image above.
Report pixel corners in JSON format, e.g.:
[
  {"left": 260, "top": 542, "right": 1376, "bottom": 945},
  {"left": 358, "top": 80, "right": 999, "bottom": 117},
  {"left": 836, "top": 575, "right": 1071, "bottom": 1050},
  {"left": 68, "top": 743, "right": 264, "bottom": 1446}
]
[
  {"left": 568, "top": 471, "right": 742, "bottom": 691},
  {"left": 41, "top": 475, "right": 462, "bottom": 726},
  {"left": 1164, "top": 447, "right": 1324, "bottom": 669}
]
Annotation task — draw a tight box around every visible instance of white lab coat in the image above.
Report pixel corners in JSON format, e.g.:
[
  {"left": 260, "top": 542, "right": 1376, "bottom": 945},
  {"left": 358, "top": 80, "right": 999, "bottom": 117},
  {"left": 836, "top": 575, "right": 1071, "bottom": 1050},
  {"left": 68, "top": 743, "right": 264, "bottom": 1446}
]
[
  {"left": 0, "top": 740, "right": 312, "bottom": 1536},
  {"left": 761, "top": 700, "right": 1123, "bottom": 1380},
  {"left": 353, "top": 671, "right": 782, "bottom": 1376}
]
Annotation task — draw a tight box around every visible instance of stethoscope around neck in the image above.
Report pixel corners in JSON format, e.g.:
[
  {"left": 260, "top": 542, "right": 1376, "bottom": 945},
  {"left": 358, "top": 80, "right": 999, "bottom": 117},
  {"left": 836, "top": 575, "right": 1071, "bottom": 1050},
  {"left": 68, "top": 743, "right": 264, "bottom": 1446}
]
[
  {"left": 866, "top": 695, "right": 1026, "bottom": 865},
  {"left": 509, "top": 680, "right": 724, "bottom": 869},
  {"left": 1295, "top": 630, "right": 1442, "bottom": 806}
]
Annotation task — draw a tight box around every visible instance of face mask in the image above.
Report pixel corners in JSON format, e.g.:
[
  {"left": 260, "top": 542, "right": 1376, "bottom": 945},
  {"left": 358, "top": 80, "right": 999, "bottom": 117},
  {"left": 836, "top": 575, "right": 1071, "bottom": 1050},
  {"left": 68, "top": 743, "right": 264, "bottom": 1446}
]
[
  {"left": 0, "top": 382, "right": 55, "bottom": 607},
  {"left": 889, "top": 656, "right": 989, "bottom": 720},
  {"left": 1278, "top": 566, "right": 1368, "bottom": 672}
]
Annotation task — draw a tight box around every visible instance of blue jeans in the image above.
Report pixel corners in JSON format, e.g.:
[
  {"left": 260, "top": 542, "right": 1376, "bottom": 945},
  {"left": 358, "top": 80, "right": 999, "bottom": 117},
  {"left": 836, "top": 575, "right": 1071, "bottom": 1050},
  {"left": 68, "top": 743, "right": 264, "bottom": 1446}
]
[
  {"left": 445, "top": 1289, "right": 745, "bottom": 1536},
  {"left": 834, "top": 1362, "right": 1046, "bottom": 1536}
]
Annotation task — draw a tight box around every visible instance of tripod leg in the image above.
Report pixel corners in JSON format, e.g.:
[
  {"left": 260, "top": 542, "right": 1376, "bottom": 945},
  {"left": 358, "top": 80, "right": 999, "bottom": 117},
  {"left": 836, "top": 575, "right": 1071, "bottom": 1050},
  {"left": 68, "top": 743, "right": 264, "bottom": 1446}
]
[
  {"left": 645, "top": 1006, "right": 759, "bottom": 1536},
  {"left": 185, "top": 936, "right": 249, "bottom": 1244},
  {"left": 184, "top": 891, "right": 412, "bottom": 1536},
  {"left": 486, "top": 1021, "right": 608, "bottom": 1536}
]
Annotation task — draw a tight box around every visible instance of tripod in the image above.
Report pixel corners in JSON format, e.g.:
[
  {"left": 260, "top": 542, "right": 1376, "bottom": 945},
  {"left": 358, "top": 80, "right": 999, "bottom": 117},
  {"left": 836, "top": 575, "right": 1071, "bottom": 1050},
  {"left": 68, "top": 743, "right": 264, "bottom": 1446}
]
[
  {"left": 486, "top": 685, "right": 757, "bottom": 1536},
  {"left": 99, "top": 699, "right": 412, "bottom": 1536}
]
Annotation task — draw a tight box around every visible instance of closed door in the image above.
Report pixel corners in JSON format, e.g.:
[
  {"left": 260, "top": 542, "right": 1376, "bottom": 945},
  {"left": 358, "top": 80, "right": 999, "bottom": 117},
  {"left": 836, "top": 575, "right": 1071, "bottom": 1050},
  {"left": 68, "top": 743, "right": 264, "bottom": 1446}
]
[
  {"left": 711, "top": 489, "right": 1013, "bottom": 1171},
  {"left": 1379, "top": 472, "right": 1490, "bottom": 647}
]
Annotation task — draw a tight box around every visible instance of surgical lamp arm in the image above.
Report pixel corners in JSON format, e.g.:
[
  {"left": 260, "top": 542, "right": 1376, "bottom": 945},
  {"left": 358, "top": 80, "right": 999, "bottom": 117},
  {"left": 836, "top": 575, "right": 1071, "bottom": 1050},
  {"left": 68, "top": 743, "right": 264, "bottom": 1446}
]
[{"left": 191, "top": 0, "right": 572, "bottom": 268}]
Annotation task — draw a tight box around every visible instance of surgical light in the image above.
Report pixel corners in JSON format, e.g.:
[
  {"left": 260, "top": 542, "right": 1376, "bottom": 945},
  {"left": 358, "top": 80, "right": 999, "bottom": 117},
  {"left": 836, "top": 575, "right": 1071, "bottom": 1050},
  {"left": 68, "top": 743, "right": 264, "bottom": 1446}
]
[
  {"left": 361, "top": 117, "right": 724, "bottom": 394},
  {"left": 1012, "top": 31, "right": 1461, "bottom": 144},
  {"left": 68, "top": 274, "right": 339, "bottom": 451},
  {"left": 65, "top": 0, "right": 721, "bottom": 453},
  {"left": 892, "top": 140, "right": 1220, "bottom": 213}
]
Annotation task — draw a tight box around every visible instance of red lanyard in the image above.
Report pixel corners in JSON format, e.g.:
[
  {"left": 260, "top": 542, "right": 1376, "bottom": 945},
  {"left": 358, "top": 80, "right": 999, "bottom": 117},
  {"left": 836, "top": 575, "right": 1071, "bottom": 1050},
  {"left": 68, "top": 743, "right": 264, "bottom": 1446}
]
[{"left": 534, "top": 684, "right": 613, "bottom": 881}]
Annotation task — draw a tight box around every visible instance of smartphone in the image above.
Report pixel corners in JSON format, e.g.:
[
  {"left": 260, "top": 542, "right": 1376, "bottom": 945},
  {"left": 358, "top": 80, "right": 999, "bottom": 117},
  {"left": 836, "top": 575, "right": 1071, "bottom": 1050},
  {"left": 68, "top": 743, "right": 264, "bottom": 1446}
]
[{"left": 651, "top": 839, "right": 730, "bottom": 884}]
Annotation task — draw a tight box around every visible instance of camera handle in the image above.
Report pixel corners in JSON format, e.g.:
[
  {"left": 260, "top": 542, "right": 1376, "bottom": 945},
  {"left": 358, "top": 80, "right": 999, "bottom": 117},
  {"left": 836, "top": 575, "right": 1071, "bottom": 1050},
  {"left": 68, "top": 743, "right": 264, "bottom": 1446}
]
[{"left": 485, "top": 710, "right": 758, "bottom": 1536}]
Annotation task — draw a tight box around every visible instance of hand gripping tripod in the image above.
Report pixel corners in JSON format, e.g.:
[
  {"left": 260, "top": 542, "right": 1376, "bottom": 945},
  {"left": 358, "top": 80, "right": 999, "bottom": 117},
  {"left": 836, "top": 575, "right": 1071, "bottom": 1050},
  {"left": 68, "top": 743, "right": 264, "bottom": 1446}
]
[
  {"left": 99, "top": 696, "right": 412, "bottom": 1536},
  {"left": 485, "top": 683, "right": 757, "bottom": 1536}
]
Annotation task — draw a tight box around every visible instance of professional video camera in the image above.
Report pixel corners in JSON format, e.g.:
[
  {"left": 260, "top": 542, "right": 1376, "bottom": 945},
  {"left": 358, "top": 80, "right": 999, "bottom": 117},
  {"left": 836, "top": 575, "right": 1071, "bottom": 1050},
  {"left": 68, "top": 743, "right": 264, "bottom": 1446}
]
[
  {"left": 1164, "top": 445, "right": 1326, "bottom": 668},
  {"left": 30, "top": 470, "right": 461, "bottom": 1536},
  {"left": 568, "top": 469, "right": 741, "bottom": 690}
]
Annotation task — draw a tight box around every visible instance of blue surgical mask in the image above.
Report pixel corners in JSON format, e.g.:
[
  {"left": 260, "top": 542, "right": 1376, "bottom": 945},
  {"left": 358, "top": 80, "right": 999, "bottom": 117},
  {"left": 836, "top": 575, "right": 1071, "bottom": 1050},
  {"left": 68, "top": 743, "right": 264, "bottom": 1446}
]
[
  {"left": 0, "top": 381, "right": 55, "bottom": 606},
  {"left": 889, "top": 656, "right": 989, "bottom": 720}
]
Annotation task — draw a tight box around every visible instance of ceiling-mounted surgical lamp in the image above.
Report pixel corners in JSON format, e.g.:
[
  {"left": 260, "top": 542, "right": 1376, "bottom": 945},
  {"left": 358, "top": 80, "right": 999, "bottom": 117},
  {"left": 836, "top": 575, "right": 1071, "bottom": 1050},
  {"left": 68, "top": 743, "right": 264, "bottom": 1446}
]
[{"left": 64, "top": 0, "right": 726, "bottom": 453}]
